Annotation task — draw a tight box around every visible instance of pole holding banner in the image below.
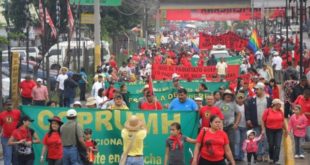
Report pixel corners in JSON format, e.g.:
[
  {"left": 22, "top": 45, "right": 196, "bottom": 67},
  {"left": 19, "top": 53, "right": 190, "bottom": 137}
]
[
  {"left": 11, "top": 52, "right": 20, "bottom": 109},
  {"left": 94, "top": 0, "right": 101, "bottom": 72}
]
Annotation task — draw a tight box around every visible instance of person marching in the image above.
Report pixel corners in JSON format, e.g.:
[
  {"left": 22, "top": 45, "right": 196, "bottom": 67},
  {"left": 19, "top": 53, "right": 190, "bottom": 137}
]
[
  {"left": 288, "top": 105, "right": 308, "bottom": 159},
  {"left": 191, "top": 115, "right": 235, "bottom": 165},
  {"left": 120, "top": 115, "right": 147, "bottom": 165},
  {"left": 40, "top": 116, "right": 64, "bottom": 165},
  {"left": 242, "top": 130, "right": 263, "bottom": 165},
  {"left": 164, "top": 122, "right": 196, "bottom": 165},
  {"left": 8, "top": 116, "right": 41, "bottom": 165},
  {"left": 84, "top": 128, "right": 98, "bottom": 165}
]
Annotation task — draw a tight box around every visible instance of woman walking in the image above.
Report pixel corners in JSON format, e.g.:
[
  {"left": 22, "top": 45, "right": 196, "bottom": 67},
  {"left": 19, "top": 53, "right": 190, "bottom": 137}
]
[
  {"left": 261, "top": 99, "right": 288, "bottom": 164},
  {"left": 8, "top": 116, "right": 40, "bottom": 165},
  {"left": 191, "top": 115, "right": 235, "bottom": 165},
  {"left": 40, "top": 116, "right": 64, "bottom": 165}
]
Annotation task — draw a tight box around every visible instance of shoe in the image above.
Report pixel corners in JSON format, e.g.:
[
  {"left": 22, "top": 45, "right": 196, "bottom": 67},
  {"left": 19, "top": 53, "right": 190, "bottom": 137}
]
[
  {"left": 274, "top": 161, "right": 281, "bottom": 165},
  {"left": 247, "top": 163, "right": 251, "bottom": 165},
  {"left": 299, "top": 154, "right": 305, "bottom": 159},
  {"left": 257, "top": 156, "right": 263, "bottom": 162},
  {"left": 295, "top": 155, "right": 300, "bottom": 158},
  {"left": 263, "top": 155, "right": 269, "bottom": 162},
  {"left": 268, "top": 160, "right": 273, "bottom": 164}
]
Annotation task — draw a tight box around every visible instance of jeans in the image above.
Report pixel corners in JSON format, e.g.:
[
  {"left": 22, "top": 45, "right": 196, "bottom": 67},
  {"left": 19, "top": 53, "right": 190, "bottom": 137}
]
[
  {"left": 224, "top": 125, "right": 235, "bottom": 157},
  {"left": 284, "top": 101, "right": 292, "bottom": 118},
  {"left": 79, "top": 83, "right": 86, "bottom": 101},
  {"left": 33, "top": 100, "right": 46, "bottom": 106},
  {"left": 257, "top": 59, "right": 263, "bottom": 68},
  {"left": 253, "top": 126, "right": 269, "bottom": 157},
  {"left": 234, "top": 127, "right": 247, "bottom": 160},
  {"left": 48, "top": 159, "right": 63, "bottom": 165},
  {"left": 1, "top": 137, "right": 12, "bottom": 165},
  {"left": 306, "top": 126, "right": 310, "bottom": 142},
  {"left": 63, "top": 146, "right": 81, "bottom": 165},
  {"left": 58, "top": 90, "right": 64, "bottom": 107},
  {"left": 266, "top": 128, "right": 283, "bottom": 162},
  {"left": 21, "top": 97, "right": 32, "bottom": 105},
  {"left": 294, "top": 136, "right": 305, "bottom": 155},
  {"left": 198, "top": 158, "right": 226, "bottom": 165},
  {"left": 64, "top": 97, "right": 74, "bottom": 107},
  {"left": 125, "top": 156, "right": 144, "bottom": 165},
  {"left": 274, "top": 70, "right": 282, "bottom": 84}
]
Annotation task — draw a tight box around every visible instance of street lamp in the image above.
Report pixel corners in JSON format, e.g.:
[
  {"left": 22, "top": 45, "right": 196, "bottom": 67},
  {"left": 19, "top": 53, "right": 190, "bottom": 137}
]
[{"left": 286, "top": 0, "right": 292, "bottom": 62}]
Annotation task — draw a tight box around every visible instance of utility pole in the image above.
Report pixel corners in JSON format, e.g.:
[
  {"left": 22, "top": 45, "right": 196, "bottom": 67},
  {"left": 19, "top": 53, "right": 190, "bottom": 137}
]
[
  {"left": 144, "top": 0, "right": 148, "bottom": 49},
  {"left": 299, "top": 0, "right": 304, "bottom": 78},
  {"left": 94, "top": 0, "right": 101, "bottom": 72},
  {"left": 5, "top": 0, "right": 12, "bottom": 98},
  {"left": 286, "top": 0, "right": 289, "bottom": 63},
  {"left": 56, "top": 0, "right": 60, "bottom": 65},
  {"left": 25, "top": 0, "right": 30, "bottom": 73}
]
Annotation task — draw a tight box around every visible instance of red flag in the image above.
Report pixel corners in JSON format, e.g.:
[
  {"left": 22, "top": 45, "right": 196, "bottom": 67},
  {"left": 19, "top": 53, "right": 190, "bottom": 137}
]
[
  {"left": 45, "top": 9, "right": 57, "bottom": 38},
  {"left": 67, "top": 0, "right": 74, "bottom": 34},
  {"left": 148, "top": 75, "right": 154, "bottom": 95},
  {"left": 294, "top": 34, "right": 300, "bottom": 65},
  {"left": 38, "top": 0, "right": 44, "bottom": 31}
]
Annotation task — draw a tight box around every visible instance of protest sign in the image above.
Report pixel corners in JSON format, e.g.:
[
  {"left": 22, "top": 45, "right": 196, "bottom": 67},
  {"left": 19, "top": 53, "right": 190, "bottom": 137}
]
[
  {"left": 21, "top": 106, "right": 199, "bottom": 165},
  {"left": 199, "top": 32, "right": 248, "bottom": 51},
  {"left": 152, "top": 64, "right": 240, "bottom": 81}
]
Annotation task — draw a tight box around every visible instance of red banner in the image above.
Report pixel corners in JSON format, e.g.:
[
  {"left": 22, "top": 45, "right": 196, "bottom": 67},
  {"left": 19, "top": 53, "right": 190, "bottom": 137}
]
[
  {"left": 152, "top": 64, "right": 240, "bottom": 81},
  {"left": 165, "top": 8, "right": 285, "bottom": 21},
  {"left": 199, "top": 32, "right": 249, "bottom": 51}
]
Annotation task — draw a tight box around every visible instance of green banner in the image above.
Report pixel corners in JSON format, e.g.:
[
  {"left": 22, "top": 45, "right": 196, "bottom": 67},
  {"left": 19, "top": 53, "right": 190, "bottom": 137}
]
[
  {"left": 21, "top": 106, "right": 198, "bottom": 165},
  {"left": 107, "top": 81, "right": 229, "bottom": 109},
  {"left": 70, "top": 0, "right": 122, "bottom": 6},
  {"left": 224, "top": 56, "right": 242, "bottom": 65}
]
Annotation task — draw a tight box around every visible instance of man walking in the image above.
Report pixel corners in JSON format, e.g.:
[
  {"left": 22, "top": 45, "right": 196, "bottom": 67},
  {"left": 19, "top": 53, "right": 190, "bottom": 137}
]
[
  {"left": 0, "top": 99, "right": 21, "bottom": 165},
  {"left": 271, "top": 52, "right": 283, "bottom": 84},
  {"left": 61, "top": 109, "right": 86, "bottom": 165},
  {"left": 19, "top": 75, "right": 36, "bottom": 105},
  {"left": 56, "top": 67, "right": 68, "bottom": 107},
  {"left": 169, "top": 89, "right": 198, "bottom": 111},
  {"left": 64, "top": 72, "right": 79, "bottom": 107},
  {"left": 216, "top": 57, "right": 228, "bottom": 82},
  {"left": 245, "top": 82, "right": 272, "bottom": 162},
  {"left": 32, "top": 78, "right": 49, "bottom": 106}
]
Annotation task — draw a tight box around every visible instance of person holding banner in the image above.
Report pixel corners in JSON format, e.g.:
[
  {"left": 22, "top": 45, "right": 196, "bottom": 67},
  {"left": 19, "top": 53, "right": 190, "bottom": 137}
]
[
  {"left": 191, "top": 115, "right": 235, "bottom": 165},
  {"left": 140, "top": 91, "right": 163, "bottom": 110},
  {"left": 40, "top": 116, "right": 63, "bottom": 165},
  {"left": 169, "top": 89, "right": 198, "bottom": 111}
]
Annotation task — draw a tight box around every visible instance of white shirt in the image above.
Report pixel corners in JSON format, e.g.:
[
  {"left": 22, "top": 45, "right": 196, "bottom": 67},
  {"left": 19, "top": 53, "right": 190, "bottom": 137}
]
[
  {"left": 95, "top": 95, "right": 108, "bottom": 108},
  {"left": 272, "top": 56, "right": 283, "bottom": 70},
  {"left": 145, "top": 63, "right": 152, "bottom": 76},
  {"left": 258, "top": 69, "right": 270, "bottom": 81},
  {"left": 240, "top": 63, "right": 250, "bottom": 73},
  {"left": 56, "top": 74, "right": 68, "bottom": 90},
  {"left": 92, "top": 81, "right": 105, "bottom": 97},
  {"left": 216, "top": 62, "right": 228, "bottom": 75}
]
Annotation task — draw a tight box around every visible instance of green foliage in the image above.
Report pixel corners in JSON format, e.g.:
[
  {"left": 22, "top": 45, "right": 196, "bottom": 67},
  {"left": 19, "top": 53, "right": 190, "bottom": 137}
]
[
  {"left": 9, "top": 0, "right": 27, "bottom": 32},
  {"left": 0, "top": 36, "right": 9, "bottom": 45},
  {"left": 8, "top": 32, "right": 26, "bottom": 41}
]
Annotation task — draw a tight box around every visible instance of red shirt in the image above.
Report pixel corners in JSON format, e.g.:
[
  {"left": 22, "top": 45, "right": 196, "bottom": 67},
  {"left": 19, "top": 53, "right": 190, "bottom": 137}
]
[
  {"left": 11, "top": 127, "right": 33, "bottom": 142},
  {"left": 197, "top": 129, "right": 229, "bottom": 161},
  {"left": 109, "top": 60, "right": 117, "bottom": 70},
  {"left": 43, "top": 132, "right": 63, "bottom": 160},
  {"left": 140, "top": 101, "right": 163, "bottom": 110},
  {"left": 19, "top": 80, "right": 36, "bottom": 98},
  {"left": 85, "top": 140, "right": 95, "bottom": 148},
  {"left": 294, "top": 95, "right": 310, "bottom": 125},
  {"left": 262, "top": 108, "right": 284, "bottom": 129},
  {"left": 272, "top": 86, "right": 280, "bottom": 99},
  {"left": 0, "top": 109, "right": 21, "bottom": 138},
  {"left": 200, "top": 106, "right": 224, "bottom": 128}
]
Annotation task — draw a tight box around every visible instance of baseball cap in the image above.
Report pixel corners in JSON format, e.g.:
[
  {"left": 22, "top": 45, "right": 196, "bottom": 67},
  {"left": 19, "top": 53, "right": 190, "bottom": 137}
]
[
  {"left": 255, "top": 82, "right": 265, "bottom": 89},
  {"left": 66, "top": 109, "right": 77, "bottom": 117},
  {"left": 36, "top": 78, "right": 43, "bottom": 82}
]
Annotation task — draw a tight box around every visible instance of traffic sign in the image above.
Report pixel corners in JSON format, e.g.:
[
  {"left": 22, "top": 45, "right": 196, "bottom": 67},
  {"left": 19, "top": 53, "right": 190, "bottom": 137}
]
[{"left": 70, "top": 0, "right": 122, "bottom": 6}]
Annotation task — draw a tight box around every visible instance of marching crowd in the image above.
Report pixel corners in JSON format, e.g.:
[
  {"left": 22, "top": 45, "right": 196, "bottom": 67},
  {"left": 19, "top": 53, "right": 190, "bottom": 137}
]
[{"left": 1, "top": 29, "right": 310, "bottom": 165}]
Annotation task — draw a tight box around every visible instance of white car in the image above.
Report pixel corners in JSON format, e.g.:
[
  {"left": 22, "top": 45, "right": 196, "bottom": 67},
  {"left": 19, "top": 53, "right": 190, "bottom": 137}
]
[{"left": 209, "top": 45, "right": 231, "bottom": 58}]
